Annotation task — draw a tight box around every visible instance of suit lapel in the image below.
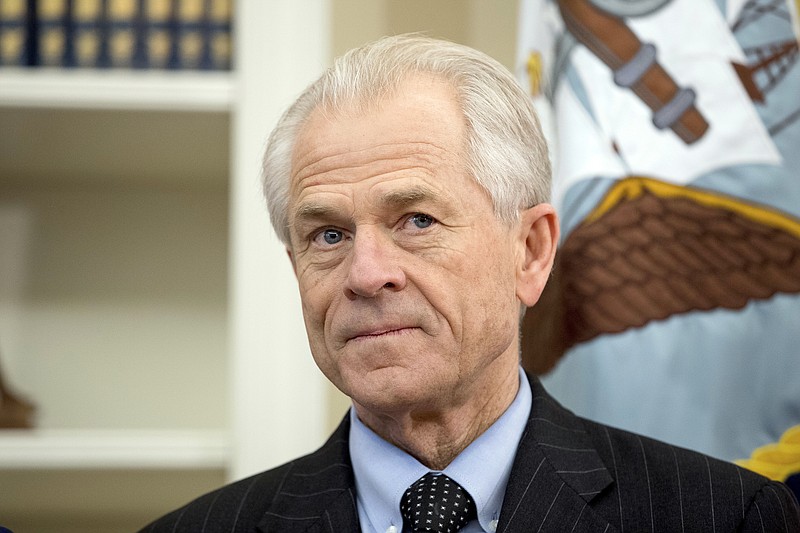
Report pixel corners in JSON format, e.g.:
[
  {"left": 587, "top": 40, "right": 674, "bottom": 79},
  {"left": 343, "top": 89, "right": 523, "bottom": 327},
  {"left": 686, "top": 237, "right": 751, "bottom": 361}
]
[
  {"left": 497, "top": 375, "right": 617, "bottom": 532},
  {"left": 257, "top": 416, "right": 360, "bottom": 533}
]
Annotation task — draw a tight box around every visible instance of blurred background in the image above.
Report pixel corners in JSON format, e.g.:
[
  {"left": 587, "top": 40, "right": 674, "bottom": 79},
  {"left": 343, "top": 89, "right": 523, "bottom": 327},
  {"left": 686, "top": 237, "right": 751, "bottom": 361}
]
[
  {"left": 2, "top": 0, "right": 799, "bottom": 531},
  {"left": 0, "top": 1, "right": 517, "bottom": 531}
]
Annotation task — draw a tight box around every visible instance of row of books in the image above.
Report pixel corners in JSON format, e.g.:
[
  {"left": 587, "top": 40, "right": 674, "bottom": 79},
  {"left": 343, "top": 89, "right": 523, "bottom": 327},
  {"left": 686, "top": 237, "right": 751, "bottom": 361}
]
[{"left": 0, "top": 0, "right": 232, "bottom": 70}]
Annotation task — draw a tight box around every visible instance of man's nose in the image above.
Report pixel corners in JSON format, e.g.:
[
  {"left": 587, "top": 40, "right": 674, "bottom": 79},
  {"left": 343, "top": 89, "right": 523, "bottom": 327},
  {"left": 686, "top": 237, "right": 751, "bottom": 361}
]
[{"left": 344, "top": 230, "right": 407, "bottom": 299}]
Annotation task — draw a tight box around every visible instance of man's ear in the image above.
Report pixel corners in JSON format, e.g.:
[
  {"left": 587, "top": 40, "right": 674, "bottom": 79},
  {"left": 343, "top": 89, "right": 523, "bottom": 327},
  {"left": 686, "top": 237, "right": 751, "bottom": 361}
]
[{"left": 516, "top": 203, "right": 559, "bottom": 307}]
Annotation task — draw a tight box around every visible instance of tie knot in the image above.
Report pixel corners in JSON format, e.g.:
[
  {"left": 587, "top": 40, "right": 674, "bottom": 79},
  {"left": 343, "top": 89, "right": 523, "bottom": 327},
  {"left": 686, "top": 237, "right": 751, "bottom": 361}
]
[{"left": 400, "top": 472, "right": 477, "bottom": 533}]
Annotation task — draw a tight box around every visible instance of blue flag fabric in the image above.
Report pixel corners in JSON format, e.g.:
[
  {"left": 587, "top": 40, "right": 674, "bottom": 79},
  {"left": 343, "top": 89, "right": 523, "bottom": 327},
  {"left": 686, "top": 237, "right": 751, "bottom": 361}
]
[{"left": 517, "top": 0, "right": 800, "bottom": 476}]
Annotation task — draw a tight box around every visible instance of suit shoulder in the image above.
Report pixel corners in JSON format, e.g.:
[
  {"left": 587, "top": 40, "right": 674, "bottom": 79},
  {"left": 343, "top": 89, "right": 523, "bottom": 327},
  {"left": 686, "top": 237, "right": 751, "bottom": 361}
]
[
  {"left": 138, "top": 419, "right": 352, "bottom": 532},
  {"left": 579, "top": 415, "right": 761, "bottom": 487},
  {"left": 578, "top": 416, "right": 800, "bottom": 530},
  {"left": 138, "top": 460, "right": 298, "bottom": 533}
]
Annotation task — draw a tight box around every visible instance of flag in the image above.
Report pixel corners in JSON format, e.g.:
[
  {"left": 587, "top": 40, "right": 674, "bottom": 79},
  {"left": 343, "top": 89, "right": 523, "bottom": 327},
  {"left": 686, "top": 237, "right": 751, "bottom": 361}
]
[{"left": 516, "top": 0, "right": 800, "bottom": 476}]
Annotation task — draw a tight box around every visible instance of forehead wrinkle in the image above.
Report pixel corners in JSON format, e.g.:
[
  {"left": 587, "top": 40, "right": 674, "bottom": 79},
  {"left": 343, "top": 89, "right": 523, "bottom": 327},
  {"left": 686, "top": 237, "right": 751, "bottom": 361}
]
[
  {"left": 292, "top": 140, "right": 456, "bottom": 188},
  {"left": 292, "top": 179, "right": 437, "bottom": 224}
]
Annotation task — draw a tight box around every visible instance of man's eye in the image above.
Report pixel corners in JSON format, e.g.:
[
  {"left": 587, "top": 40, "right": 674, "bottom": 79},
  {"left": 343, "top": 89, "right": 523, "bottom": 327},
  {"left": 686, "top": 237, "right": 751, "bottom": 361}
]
[
  {"left": 316, "top": 228, "right": 344, "bottom": 245},
  {"left": 409, "top": 213, "right": 435, "bottom": 229}
]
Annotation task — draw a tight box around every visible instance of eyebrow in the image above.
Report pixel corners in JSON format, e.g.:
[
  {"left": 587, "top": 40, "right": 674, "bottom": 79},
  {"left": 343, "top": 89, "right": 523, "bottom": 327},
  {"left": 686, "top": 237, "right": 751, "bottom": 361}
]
[
  {"left": 294, "top": 202, "right": 338, "bottom": 223},
  {"left": 379, "top": 184, "right": 439, "bottom": 210}
]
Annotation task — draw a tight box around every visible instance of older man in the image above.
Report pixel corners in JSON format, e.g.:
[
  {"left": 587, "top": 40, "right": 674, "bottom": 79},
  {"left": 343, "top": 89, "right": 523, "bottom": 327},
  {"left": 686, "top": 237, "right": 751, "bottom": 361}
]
[{"left": 142, "top": 35, "right": 799, "bottom": 533}]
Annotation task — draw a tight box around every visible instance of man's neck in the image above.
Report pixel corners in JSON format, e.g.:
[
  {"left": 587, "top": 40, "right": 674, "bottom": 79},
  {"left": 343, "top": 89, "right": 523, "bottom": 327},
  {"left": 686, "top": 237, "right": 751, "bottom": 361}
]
[{"left": 353, "top": 366, "right": 520, "bottom": 470}]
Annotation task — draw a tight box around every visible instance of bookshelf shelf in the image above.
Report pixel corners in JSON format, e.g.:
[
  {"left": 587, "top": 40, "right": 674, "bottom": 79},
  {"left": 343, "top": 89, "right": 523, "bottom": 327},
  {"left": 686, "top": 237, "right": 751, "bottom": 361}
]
[
  {"left": 0, "top": 429, "right": 230, "bottom": 470},
  {"left": 0, "top": 68, "right": 234, "bottom": 111}
]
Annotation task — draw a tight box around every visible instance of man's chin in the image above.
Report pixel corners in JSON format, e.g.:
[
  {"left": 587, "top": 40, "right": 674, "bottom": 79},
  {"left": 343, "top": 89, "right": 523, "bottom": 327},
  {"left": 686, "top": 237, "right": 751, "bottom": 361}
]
[{"left": 347, "top": 373, "right": 448, "bottom": 417}]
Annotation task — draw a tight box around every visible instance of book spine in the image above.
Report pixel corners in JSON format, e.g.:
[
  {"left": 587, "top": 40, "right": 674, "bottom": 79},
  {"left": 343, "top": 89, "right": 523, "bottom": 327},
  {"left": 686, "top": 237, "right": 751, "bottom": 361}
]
[
  {"left": 25, "top": 0, "right": 38, "bottom": 65},
  {"left": 144, "top": 0, "right": 171, "bottom": 69},
  {"left": 96, "top": 0, "right": 110, "bottom": 68},
  {"left": 107, "top": 0, "right": 136, "bottom": 68},
  {"left": 207, "top": 0, "right": 231, "bottom": 70},
  {"left": 0, "top": 0, "right": 34, "bottom": 66},
  {"left": 173, "top": 0, "right": 203, "bottom": 69},
  {"left": 73, "top": 0, "right": 104, "bottom": 68},
  {"left": 131, "top": 0, "right": 147, "bottom": 68},
  {"left": 37, "top": 0, "right": 68, "bottom": 67},
  {"left": 62, "top": 0, "right": 74, "bottom": 66}
]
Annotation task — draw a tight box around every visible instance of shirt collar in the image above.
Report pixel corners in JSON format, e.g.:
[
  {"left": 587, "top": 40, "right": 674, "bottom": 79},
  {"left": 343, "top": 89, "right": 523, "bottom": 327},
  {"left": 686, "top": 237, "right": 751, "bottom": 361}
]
[{"left": 349, "top": 368, "right": 532, "bottom": 533}]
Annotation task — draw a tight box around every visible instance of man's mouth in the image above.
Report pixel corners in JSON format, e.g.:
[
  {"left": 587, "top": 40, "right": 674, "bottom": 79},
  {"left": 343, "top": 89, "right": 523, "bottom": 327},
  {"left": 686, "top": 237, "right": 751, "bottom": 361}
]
[{"left": 348, "top": 326, "right": 418, "bottom": 342}]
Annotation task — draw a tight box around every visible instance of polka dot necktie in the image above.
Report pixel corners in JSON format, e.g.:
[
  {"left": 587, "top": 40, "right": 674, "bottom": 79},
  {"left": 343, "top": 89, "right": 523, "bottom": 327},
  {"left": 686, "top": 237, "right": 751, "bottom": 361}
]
[{"left": 400, "top": 472, "right": 477, "bottom": 533}]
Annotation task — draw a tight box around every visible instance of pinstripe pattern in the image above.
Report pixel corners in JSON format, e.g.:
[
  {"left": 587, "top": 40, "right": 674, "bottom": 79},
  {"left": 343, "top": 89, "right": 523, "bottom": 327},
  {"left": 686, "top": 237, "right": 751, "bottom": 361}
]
[
  {"left": 140, "top": 374, "right": 800, "bottom": 532},
  {"left": 494, "top": 377, "right": 800, "bottom": 532},
  {"left": 705, "top": 456, "right": 716, "bottom": 531},
  {"left": 671, "top": 447, "right": 685, "bottom": 532},
  {"left": 637, "top": 435, "right": 654, "bottom": 531},
  {"left": 139, "top": 420, "right": 359, "bottom": 533},
  {"left": 499, "top": 457, "right": 546, "bottom": 532},
  {"left": 603, "top": 426, "right": 623, "bottom": 533}
]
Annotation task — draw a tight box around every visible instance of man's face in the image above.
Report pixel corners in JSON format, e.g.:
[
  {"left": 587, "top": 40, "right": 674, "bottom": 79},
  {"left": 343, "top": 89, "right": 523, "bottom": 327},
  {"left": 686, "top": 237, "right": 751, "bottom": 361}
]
[{"left": 287, "top": 75, "right": 526, "bottom": 417}]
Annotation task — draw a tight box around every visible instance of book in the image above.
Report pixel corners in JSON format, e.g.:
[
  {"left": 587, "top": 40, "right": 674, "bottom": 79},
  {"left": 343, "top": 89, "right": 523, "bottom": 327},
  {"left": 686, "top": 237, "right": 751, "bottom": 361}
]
[
  {"left": 107, "top": 0, "right": 137, "bottom": 68},
  {"left": 37, "top": 0, "right": 72, "bottom": 67},
  {"left": 73, "top": 0, "right": 105, "bottom": 67},
  {"left": 171, "top": 0, "right": 232, "bottom": 70},
  {"left": 0, "top": 0, "right": 33, "bottom": 66},
  {"left": 2, "top": 0, "right": 233, "bottom": 70},
  {"left": 207, "top": 0, "right": 231, "bottom": 70},
  {"left": 145, "top": 0, "right": 171, "bottom": 69}
]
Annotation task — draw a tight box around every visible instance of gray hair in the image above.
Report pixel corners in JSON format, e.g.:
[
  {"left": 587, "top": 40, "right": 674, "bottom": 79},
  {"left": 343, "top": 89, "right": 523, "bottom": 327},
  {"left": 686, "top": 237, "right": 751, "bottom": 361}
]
[{"left": 262, "top": 33, "right": 551, "bottom": 246}]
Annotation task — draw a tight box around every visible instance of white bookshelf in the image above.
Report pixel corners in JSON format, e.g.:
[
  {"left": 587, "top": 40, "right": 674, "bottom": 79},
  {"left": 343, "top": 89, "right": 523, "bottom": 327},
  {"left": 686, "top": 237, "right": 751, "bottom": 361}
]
[
  {"left": 0, "top": 64, "right": 233, "bottom": 437},
  {"left": 0, "top": 2, "right": 332, "bottom": 530},
  {"left": 0, "top": 71, "right": 232, "bottom": 529}
]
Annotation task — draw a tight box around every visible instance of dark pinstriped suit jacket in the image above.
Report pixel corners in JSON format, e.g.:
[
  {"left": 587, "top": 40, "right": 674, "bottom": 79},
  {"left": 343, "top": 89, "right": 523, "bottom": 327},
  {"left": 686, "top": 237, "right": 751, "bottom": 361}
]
[{"left": 141, "top": 375, "right": 800, "bottom": 532}]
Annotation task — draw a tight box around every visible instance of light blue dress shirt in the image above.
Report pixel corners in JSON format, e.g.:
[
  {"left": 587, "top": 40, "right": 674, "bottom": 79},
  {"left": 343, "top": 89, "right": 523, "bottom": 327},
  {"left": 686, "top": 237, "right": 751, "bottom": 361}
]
[{"left": 349, "top": 368, "right": 532, "bottom": 533}]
